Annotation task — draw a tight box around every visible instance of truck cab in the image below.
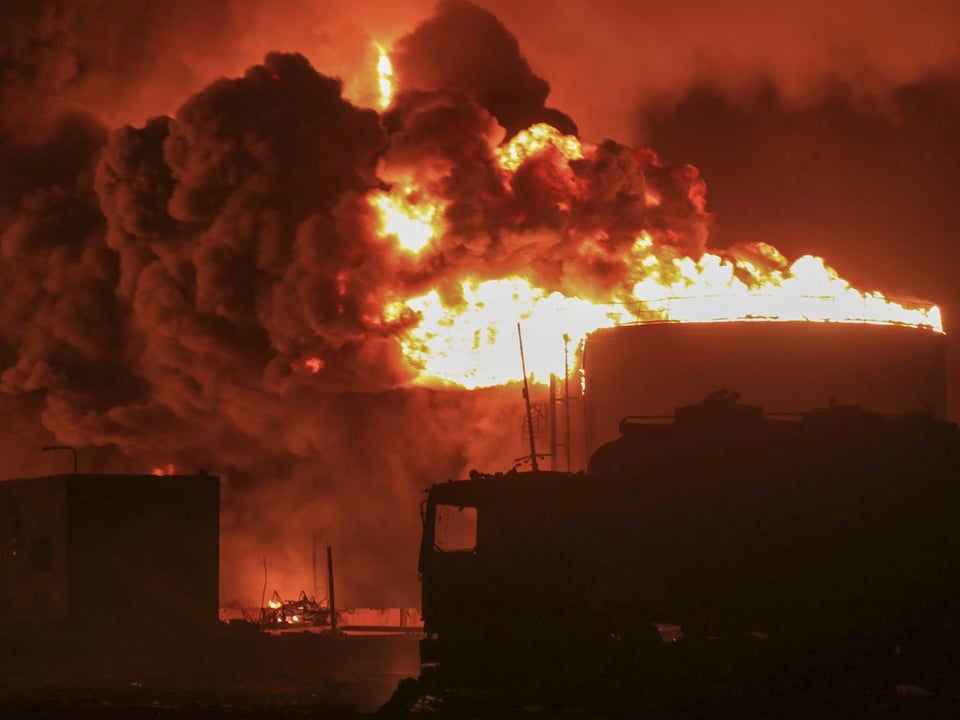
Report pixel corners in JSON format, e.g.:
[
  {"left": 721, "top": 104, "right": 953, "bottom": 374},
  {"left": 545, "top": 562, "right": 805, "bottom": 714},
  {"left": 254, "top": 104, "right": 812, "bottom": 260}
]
[{"left": 417, "top": 397, "right": 960, "bottom": 704}]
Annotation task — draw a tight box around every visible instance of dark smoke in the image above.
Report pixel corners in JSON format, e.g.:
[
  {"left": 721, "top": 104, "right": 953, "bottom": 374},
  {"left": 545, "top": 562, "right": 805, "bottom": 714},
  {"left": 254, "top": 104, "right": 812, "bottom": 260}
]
[
  {"left": 6, "top": 0, "right": 949, "bottom": 608},
  {"left": 0, "top": 1, "right": 714, "bottom": 605},
  {"left": 392, "top": 0, "right": 577, "bottom": 138}
]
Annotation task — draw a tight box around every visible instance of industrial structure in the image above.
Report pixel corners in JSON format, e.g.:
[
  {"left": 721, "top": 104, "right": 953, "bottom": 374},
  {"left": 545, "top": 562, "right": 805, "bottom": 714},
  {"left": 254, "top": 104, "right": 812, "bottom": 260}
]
[
  {"left": 409, "top": 315, "right": 958, "bottom": 710},
  {"left": 579, "top": 320, "right": 946, "bottom": 464},
  {"left": 0, "top": 471, "right": 219, "bottom": 638},
  {"left": 416, "top": 396, "right": 960, "bottom": 708}
]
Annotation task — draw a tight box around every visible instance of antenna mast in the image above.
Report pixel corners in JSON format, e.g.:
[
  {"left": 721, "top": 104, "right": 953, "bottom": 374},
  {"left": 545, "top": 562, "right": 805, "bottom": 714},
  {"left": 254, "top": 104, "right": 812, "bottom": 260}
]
[{"left": 517, "top": 323, "right": 540, "bottom": 472}]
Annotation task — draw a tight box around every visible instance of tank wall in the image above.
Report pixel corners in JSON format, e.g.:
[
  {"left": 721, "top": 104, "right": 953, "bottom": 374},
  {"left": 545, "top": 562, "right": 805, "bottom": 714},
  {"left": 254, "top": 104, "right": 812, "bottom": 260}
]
[{"left": 583, "top": 322, "right": 947, "bottom": 459}]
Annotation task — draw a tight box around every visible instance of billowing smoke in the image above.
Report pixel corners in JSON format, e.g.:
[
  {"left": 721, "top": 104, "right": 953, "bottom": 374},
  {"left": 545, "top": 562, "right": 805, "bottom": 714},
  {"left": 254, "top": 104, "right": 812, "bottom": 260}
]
[
  {"left": 0, "top": 0, "right": 716, "bottom": 606},
  {"left": 9, "top": 0, "right": 947, "bottom": 607},
  {"left": 391, "top": 0, "right": 576, "bottom": 138}
]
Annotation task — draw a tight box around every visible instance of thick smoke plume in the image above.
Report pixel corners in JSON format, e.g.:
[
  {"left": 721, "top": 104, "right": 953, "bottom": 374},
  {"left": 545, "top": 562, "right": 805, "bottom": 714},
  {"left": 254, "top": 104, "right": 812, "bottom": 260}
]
[
  {"left": 0, "top": 0, "right": 701, "bottom": 605},
  {"left": 5, "top": 0, "right": 950, "bottom": 605}
]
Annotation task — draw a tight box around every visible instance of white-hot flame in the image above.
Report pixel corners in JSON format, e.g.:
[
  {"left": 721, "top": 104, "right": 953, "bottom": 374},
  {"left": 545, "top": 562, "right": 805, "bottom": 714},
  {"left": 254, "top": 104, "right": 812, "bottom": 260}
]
[
  {"left": 375, "top": 44, "right": 394, "bottom": 110},
  {"left": 368, "top": 123, "right": 942, "bottom": 388},
  {"left": 370, "top": 184, "right": 445, "bottom": 253}
]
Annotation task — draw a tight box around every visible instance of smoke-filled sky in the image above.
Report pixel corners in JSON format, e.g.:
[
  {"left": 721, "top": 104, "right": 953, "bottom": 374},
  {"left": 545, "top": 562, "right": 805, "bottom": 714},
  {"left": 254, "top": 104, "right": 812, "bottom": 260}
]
[{"left": 3, "top": 0, "right": 959, "bottom": 607}]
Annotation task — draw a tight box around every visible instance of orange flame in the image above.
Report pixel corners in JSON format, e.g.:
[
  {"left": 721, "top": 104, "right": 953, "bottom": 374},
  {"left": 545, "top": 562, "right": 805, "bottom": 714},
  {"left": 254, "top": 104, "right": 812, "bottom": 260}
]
[
  {"left": 495, "top": 122, "right": 585, "bottom": 172},
  {"left": 368, "top": 124, "right": 942, "bottom": 388},
  {"left": 151, "top": 463, "right": 176, "bottom": 476},
  {"left": 370, "top": 183, "right": 446, "bottom": 253},
  {"left": 374, "top": 44, "right": 394, "bottom": 111}
]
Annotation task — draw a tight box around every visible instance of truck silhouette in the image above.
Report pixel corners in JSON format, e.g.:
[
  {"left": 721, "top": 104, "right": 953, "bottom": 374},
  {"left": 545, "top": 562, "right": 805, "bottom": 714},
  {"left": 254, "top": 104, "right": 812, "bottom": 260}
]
[{"left": 406, "top": 392, "right": 960, "bottom": 711}]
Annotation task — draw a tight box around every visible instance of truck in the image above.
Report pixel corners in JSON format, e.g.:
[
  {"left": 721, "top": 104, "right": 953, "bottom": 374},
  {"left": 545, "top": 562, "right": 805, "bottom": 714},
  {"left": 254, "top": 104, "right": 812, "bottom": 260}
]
[{"left": 409, "top": 392, "right": 960, "bottom": 711}]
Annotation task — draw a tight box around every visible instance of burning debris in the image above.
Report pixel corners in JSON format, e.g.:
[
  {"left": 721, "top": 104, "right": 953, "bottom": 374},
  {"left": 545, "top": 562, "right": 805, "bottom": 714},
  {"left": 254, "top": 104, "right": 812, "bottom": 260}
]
[{"left": 261, "top": 590, "right": 330, "bottom": 629}]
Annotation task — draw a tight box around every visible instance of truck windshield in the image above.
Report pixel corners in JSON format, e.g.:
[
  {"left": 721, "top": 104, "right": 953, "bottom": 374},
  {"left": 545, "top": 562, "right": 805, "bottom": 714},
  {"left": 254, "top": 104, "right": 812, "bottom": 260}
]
[{"left": 434, "top": 504, "right": 477, "bottom": 552}]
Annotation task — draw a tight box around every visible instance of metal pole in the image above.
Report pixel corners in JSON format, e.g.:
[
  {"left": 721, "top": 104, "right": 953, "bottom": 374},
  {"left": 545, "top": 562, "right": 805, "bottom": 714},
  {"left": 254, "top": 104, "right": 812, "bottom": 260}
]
[
  {"left": 327, "top": 545, "right": 337, "bottom": 631},
  {"left": 549, "top": 374, "right": 557, "bottom": 471},
  {"left": 312, "top": 533, "right": 318, "bottom": 601},
  {"left": 563, "top": 334, "right": 571, "bottom": 472},
  {"left": 517, "top": 323, "right": 539, "bottom": 472}
]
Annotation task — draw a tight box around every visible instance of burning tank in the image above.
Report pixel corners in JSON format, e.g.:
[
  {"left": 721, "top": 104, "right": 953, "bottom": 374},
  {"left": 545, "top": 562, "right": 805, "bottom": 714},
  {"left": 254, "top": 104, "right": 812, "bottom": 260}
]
[
  {"left": 582, "top": 318, "right": 947, "bottom": 462},
  {"left": 407, "top": 392, "right": 960, "bottom": 710}
]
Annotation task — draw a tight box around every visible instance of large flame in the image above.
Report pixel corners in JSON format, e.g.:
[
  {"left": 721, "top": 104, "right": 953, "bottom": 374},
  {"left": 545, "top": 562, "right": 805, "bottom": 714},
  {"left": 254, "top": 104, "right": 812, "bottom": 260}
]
[
  {"left": 366, "top": 121, "right": 941, "bottom": 388},
  {"left": 375, "top": 44, "right": 395, "bottom": 110},
  {"left": 369, "top": 182, "right": 445, "bottom": 254},
  {"left": 386, "top": 278, "right": 629, "bottom": 388}
]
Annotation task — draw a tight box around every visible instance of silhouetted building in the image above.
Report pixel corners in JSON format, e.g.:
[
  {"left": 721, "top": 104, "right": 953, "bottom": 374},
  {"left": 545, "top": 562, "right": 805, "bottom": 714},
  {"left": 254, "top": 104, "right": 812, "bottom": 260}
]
[{"left": 0, "top": 472, "right": 219, "bottom": 636}]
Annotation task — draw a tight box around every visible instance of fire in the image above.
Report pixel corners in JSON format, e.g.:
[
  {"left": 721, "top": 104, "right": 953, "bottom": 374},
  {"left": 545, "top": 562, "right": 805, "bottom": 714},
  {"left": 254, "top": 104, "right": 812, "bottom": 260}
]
[
  {"left": 495, "top": 122, "right": 585, "bottom": 172},
  {"left": 151, "top": 463, "right": 176, "bottom": 476},
  {"left": 389, "top": 278, "right": 629, "bottom": 388},
  {"left": 366, "top": 124, "right": 942, "bottom": 388},
  {"left": 375, "top": 44, "right": 395, "bottom": 110},
  {"left": 370, "top": 183, "right": 446, "bottom": 253},
  {"left": 630, "top": 242, "right": 942, "bottom": 328},
  {"left": 292, "top": 356, "right": 325, "bottom": 374}
]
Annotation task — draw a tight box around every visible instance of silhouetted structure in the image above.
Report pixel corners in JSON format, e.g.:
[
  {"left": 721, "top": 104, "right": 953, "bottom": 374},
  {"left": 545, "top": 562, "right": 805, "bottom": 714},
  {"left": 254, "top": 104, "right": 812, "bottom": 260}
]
[
  {"left": 414, "top": 395, "right": 960, "bottom": 709},
  {"left": 0, "top": 472, "right": 219, "bottom": 638},
  {"left": 583, "top": 322, "right": 947, "bottom": 463}
]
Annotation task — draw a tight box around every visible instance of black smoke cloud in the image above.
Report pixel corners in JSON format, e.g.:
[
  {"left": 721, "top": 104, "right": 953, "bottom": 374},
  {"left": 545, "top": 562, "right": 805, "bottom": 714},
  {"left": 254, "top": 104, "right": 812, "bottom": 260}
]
[
  {"left": 0, "top": 1, "right": 755, "bottom": 606},
  {"left": 392, "top": 0, "right": 576, "bottom": 138}
]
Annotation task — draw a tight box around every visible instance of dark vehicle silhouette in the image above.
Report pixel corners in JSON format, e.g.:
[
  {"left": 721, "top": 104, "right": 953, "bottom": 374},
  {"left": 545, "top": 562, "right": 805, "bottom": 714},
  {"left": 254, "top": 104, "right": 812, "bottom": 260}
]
[{"left": 411, "top": 392, "right": 960, "bottom": 710}]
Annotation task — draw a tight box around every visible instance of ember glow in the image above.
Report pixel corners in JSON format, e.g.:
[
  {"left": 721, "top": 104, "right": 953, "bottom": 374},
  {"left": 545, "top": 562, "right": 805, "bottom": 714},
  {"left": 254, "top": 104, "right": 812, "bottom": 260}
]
[{"left": 291, "top": 357, "right": 325, "bottom": 374}]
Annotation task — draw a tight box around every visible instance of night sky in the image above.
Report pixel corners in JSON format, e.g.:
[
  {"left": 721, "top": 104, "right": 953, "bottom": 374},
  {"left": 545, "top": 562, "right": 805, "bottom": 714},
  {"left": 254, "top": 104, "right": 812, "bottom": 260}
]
[{"left": 2, "top": 0, "right": 958, "bottom": 606}]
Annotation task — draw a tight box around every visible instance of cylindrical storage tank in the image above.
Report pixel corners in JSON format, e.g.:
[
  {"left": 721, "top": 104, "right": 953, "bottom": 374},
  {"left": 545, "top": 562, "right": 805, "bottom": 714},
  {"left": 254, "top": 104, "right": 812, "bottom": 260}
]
[{"left": 582, "top": 321, "right": 947, "bottom": 460}]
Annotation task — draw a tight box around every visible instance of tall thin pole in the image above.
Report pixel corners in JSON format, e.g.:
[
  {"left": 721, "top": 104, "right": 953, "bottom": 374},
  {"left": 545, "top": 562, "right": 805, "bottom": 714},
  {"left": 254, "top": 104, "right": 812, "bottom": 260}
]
[
  {"left": 260, "top": 556, "right": 268, "bottom": 629},
  {"left": 326, "top": 545, "right": 337, "bottom": 630},
  {"left": 563, "top": 334, "right": 571, "bottom": 471},
  {"left": 548, "top": 374, "right": 557, "bottom": 471},
  {"left": 517, "top": 323, "right": 539, "bottom": 472},
  {"left": 312, "top": 533, "right": 318, "bottom": 600}
]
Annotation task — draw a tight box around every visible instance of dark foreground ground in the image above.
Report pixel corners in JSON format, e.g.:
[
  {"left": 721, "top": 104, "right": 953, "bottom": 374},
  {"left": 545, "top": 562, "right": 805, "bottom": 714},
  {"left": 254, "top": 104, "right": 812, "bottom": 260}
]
[
  {"left": 0, "top": 626, "right": 418, "bottom": 718},
  {"left": 2, "top": 628, "right": 960, "bottom": 718}
]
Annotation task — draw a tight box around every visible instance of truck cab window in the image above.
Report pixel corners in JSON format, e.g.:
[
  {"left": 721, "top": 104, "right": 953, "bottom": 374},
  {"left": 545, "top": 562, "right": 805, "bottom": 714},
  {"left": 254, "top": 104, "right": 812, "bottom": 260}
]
[{"left": 434, "top": 505, "right": 477, "bottom": 552}]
